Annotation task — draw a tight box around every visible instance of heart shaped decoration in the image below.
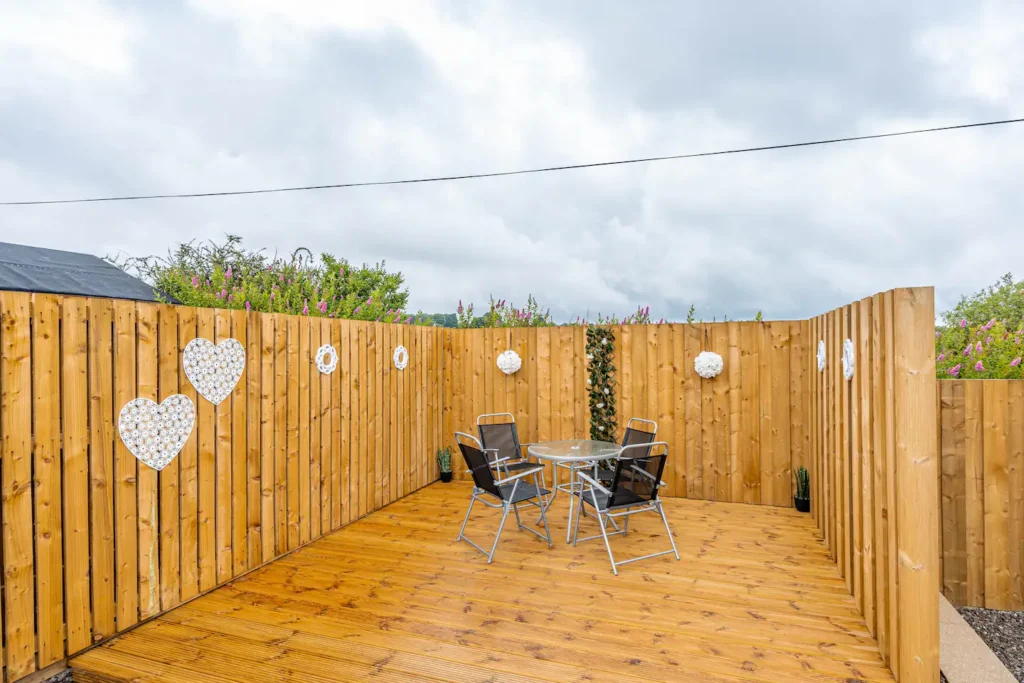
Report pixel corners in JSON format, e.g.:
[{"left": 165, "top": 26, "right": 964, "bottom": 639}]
[
  {"left": 182, "top": 338, "right": 246, "bottom": 405},
  {"left": 118, "top": 395, "right": 195, "bottom": 471}
]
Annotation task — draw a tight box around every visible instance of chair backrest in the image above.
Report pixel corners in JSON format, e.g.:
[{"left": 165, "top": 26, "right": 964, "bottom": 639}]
[
  {"left": 456, "top": 432, "right": 502, "bottom": 499},
  {"left": 607, "top": 443, "right": 668, "bottom": 506},
  {"left": 620, "top": 418, "right": 657, "bottom": 458},
  {"left": 477, "top": 413, "right": 522, "bottom": 466}
]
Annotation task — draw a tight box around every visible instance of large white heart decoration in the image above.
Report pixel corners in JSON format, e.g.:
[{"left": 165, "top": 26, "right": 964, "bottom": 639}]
[
  {"left": 118, "top": 395, "right": 195, "bottom": 471},
  {"left": 182, "top": 338, "right": 246, "bottom": 405}
]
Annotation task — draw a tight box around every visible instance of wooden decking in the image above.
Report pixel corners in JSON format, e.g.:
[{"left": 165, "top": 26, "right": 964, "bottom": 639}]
[{"left": 72, "top": 483, "right": 894, "bottom": 683}]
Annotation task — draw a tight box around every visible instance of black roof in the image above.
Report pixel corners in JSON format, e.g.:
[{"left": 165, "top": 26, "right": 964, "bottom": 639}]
[{"left": 0, "top": 242, "right": 173, "bottom": 303}]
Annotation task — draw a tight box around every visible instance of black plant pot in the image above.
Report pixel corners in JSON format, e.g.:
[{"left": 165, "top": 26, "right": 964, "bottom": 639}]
[
  {"left": 794, "top": 496, "right": 810, "bottom": 513},
  {"left": 440, "top": 472, "right": 453, "bottom": 483}
]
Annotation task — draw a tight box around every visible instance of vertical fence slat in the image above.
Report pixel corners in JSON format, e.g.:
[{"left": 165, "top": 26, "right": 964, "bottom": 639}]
[
  {"left": 175, "top": 307, "right": 199, "bottom": 600},
  {"left": 964, "top": 379, "right": 986, "bottom": 607},
  {"left": 893, "top": 287, "right": 939, "bottom": 682},
  {"left": 62, "top": 297, "right": 92, "bottom": 654},
  {"left": 231, "top": 310, "right": 248, "bottom": 573},
  {"left": 247, "top": 312, "right": 262, "bottom": 568},
  {"left": 1009, "top": 381, "right": 1024, "bottom": 609},
  {"left": 2, "top": 291, "right": 36, "bottom": 678},
  {"left": 982, "top": 380, "right": 1010, "bottom": 609},
  {"left": 158, "top": 304, "right": 181, "bottom": 611},
  {"left": 259, "top": 313, "right": 275, "bottom": 562},
  {"left": 310, "top": 319, "right": 322, "bottom": 538},
  {"left": 214, "top": 309, "right": 233, "bottom": 578},
  {"left": 195, "top": 308, "right": 216, "bottom": 593},
  {"left": 136, "top": 304, "right": 160, "bottom": 617},
  {"left": 33, "top": 294, "right": 63, "bottom": 667},
  {"left": 273, "top": 315, "right": 287, "bottom": 552},
  {"left": 298, "top": 317, "right": 311, "bottom": 546},
  {"left": 857, "top": 298, "right": 875, "bottom": 633},
  {"left": 113, "top": 301, "right": 139, "bottom": 628},
  {"left": 89, "top": 297, "right": 116, "bottom": 642}
]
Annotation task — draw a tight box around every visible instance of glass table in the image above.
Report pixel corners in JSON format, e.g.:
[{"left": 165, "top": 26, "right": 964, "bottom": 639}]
[{"left": 528, "top": 439, "right": 621, "bottom": 543}]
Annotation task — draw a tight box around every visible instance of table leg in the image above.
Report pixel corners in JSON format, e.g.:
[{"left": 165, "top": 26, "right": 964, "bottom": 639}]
[{"left": 565, "top": 463, "right": 577, "bottom": 544}]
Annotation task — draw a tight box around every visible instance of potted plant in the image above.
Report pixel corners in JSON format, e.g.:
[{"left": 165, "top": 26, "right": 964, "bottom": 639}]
[
  {"left": 437, "top": 447, "right": 453, "bottom": 483},
  {"left": 794, "top": 466, "right": 810, "bottom": 513}
]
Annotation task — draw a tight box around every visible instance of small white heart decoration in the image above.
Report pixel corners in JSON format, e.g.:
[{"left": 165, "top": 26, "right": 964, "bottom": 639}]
[
  {"left": 183, "top": 337, "right": 246, "bottom": 405},
  {"left": 118, "top": 395, "right": 195, "bottom": 471}
]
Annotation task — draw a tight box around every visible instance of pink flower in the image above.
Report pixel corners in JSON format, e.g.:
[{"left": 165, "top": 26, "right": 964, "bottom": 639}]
[
  {"left": 964, "top": 345, "right": 972, "bottom": 356},
  {"left": 354, "top": 306, "right": 361, "bottom": 315},
  {"left": 975, "top": 360, "right": 984, "bottom": 372},
  {"left": 225, "top": 266, "right": 233, "bottom": 279},
  {"left": 244, "top": 301, "right": 251, "bottom": 312},
  {"left": 227, "top": 294, "right": 233, "bottom": 303},
  {"left": 949, "top": 364, "right": 961, "bottom": 377},
  {"left": 191, "top": 276, "right": 199, "bottom": 287},
  {"left": 279, "top": 275, "right": 284, "bottom": 282},
  {"left": 329, "top": 313, "right": 334, "bottom": 318},
  {"left": 220, "top": 289, "right": 227, "bottom": 299},
  {"left": 457, "top": 300, "right": 463, "bottom": 314},
  {"left": 405, "top": 317, "right": 412, "bottom": 324},
  {"left": 976, "top": 341, "right": 983, "bottom": 353},
  {"left": 985, "top": 336, "right": 993, "bottom": 345},
  {"left": 937, "top": 353, "right": 945, "bottom": 362},
  {"left": 367, "top": 296, "right": 373, "bottom": 305},
  {"left": 318, "top": 300, "right": 327, "bottom": 313},
  {"left": 270, "top": 292, "right": 275, "bottom": 301},
  {"left": 339, "top": 266, "right": 345, "bottom": 277},
  {"left": 1011, "top": 357, "right": 1022, "bottom": 367},
  {"left": 960, "top": 319, "right": 968, "bottom": 328},
  {"left": 302, "top": 300, "right": 309, "bottom": 315},
  {"left": 936, "top": 331, "right": 942, "bottom": 339}
]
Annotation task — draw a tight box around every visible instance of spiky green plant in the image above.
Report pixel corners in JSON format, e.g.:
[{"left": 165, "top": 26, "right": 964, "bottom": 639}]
[
  {"left": 795, "top": 467, "right": 810, "bottom": 500},
  {"left": 436, "top": 447, "right": 452, "bottom": 474}
]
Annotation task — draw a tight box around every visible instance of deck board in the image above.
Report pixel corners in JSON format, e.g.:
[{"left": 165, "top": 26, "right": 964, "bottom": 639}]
[{"left": 73, "top": 483, "right": 894, "bottom": 682}]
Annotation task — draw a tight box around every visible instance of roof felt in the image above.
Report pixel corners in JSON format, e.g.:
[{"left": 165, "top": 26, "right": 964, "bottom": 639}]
[{"left": 0, "top": 242, "right": 173, "bottom": 302}]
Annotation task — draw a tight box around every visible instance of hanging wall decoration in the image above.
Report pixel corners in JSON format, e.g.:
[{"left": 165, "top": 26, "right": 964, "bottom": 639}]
[
  {"left": 817, "top": 340, "right": 826, "bottom": 372},
  {"left": 316, "top": 344, "right": 339, "bottom": 375},
  {"left": 694, "top": 350, "right": 724, "bottom": 379},
  {"left": 497, "top": 349, "right": 522, "bottom": 375},
  {"left": 842, "top": 339, "right": 855, "bottom": 380},
  {"left": 586, "top": 326, "right": 617, "bottom": 440},
  {"left": 118, "top": 395, "right": 196, "bottom": 471},
  {"left": 183, "top": 338, "right": 246, "bottom": 405},
  {"left": 393, "top": 345, "right": 409, "bottom": 370}
]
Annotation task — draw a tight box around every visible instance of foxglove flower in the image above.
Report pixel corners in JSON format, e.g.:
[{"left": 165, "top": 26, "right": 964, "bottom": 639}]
[
  {"left": 976, "top": 341, "right": 983, "bottom": 354},
  {"left": 964, "top": 345, "right": 972, "bottom": 356},
  {"left": 975, "top": 360, "right": 984, "bottom": 372},
  {"left": 949, "top": 364, "right": 961, "bottom": 377}
]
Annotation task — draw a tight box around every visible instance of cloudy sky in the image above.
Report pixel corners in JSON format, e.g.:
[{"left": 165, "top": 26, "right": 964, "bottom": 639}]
[{"left": 1, "top": 1, "right": 1022, "bottom": 322}]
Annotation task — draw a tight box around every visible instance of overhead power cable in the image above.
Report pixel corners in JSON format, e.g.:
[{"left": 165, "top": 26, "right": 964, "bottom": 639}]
[{"left": 2, "top": 116, "right": 1022, "bottom": 206}]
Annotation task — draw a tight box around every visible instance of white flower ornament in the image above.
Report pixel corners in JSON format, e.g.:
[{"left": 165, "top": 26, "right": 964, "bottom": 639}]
[
  {"left": 694, "top": 351, "right": 724, "bottom": 379},
  {"left": 316, "top": 344, "right": 338, "bottom": 374},
  {"left": 183, "top": 338, "right": 245, "bottom": 405},
  {"left": 497, "top": 349, "right": 522, "bottom": 375},
  {"left": 817, "top": 340, "right": 826, "bottom": 372},
  {"left": 842, "top": 339, "right": 855, "bottom": 380},
  {"left": 393, "top": 345, "right": 409, "bottom": 370},
  {"left": 118, "top": 395, "right": 195, "bottom": 471}
]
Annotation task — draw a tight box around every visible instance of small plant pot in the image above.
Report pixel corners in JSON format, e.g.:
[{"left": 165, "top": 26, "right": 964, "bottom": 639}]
[
  {"left": 794, "top": 496, "right": 810, "bottom": 513},
  {"left": 440, "top": 472, "right": 453, "bottom": 483}
]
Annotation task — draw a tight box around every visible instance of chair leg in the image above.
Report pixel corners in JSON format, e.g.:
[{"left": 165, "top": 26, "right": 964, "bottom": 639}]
[
  {"left": 657, "top": 501, "right": 680, "bottom": 561},
  {"left": 457, "top": 494, "right": 477, "bottom": 541},
  {"left": 486, "top": 504, "right": 512, "bottom": 563},
  {"left": 534, "top": 473, "right": 553, "bottom": 547},
  {"left": 571, "top": 491, "right": 585, "bottom": 546},
  {"left": 512, "top": 501, "right": 522, "bottom": 529},
  {"left": 595, "top": 505, "right": 618, "bottom": 576},
  {"left": 623, "top": 511, "right": 629, "bottom": 536}
]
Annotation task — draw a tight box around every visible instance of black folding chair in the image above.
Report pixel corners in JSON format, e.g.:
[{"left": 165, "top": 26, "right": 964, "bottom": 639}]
[
  {"left": 477, "top": 413, "right": 550, "bottom": 511},
  {"left": 594, "top": 417, "right": 657, "bottom": 483},
  {"left": 455, "top": 432, "right": 552, "bottom": 563},
  {"left": 572, "top": 441, "right": 679, "bottom": 575}
]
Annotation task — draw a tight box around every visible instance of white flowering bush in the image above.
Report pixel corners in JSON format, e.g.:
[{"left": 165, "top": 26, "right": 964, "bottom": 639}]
[{"left": 694, "top": 351, "right": 723, "bottom": 379}]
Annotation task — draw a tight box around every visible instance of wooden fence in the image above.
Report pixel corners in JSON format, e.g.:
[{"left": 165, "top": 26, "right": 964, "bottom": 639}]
[
  {"left": 938, "top": 379, "right": 1024, "bottom": 611},
  {"left": 443, "top": 322, "right": 809, "bottom": 506},
  {"left": 0, "top": 292, "right": 444, "bottom": 683},
  {"left": 808, "top": 287, "right": 939, "bottom": 683}
]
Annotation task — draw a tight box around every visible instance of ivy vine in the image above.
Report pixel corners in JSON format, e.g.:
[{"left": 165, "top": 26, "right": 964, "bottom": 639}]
[{"left": 586, "top": 326, "right": 618, "bottom": 440}]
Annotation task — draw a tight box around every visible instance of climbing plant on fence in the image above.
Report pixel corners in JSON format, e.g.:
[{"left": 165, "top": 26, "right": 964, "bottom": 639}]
[{"left": 586, "top": 325, "right": 618, "bottom": 440}]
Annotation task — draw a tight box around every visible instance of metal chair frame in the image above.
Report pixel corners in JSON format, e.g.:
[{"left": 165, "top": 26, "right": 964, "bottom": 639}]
[
  {"left": 572, "top": 441, "right": 679, "bottom": 575},
  {"left": 477, "top": 412, "right": 552, "bottom": 519},
  {"left": 455, "top": 432, "right": 553, "bottom": 563}
]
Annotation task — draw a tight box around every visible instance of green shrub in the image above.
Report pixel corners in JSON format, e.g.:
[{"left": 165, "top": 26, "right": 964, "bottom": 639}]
[
  {"left": 113, "top": 235, "right": 413, "bottom": 322},
  {"left": 936, "top": 318, "right": 1024, "bottom": 379}
]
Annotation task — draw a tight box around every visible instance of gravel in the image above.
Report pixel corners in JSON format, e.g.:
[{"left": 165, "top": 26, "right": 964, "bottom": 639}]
[{"left": 958, "top": 606, "right": 1024, "bottom": 682}]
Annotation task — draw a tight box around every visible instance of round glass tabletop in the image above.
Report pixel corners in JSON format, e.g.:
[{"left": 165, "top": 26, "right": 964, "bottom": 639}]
[{"left": 528, "top": 439, "right": 621, "bottom": 462}]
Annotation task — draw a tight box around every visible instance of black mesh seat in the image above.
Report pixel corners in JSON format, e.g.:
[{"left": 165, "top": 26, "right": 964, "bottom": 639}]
[
  {"left": 455, "top": 432, "right": 552, "bottom": 563},
  {"left": 595, "top": 418, "right": 657, "bottom": 482},
  {"left": 478, "top": 414, "right": 542, "bottom": 475},
  {"left": 572, "top": 442, "right": 679, "bottom": 575}
]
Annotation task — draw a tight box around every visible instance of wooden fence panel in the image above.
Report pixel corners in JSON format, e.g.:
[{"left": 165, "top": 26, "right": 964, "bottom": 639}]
[
  {"left": 938, "top": 378, "right": 1024, "bottom": 612},
  {"left": 0, "top": 293, "right": 445, "bottom": 683}
]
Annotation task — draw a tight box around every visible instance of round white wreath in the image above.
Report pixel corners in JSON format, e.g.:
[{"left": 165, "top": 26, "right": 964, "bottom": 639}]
[
  {"left": 842, "top": 339, "right": 855, "bottom": 380},
  {"left": 497, "top": 349, "right": 521, "bottom": 375},
  {"left": 393, "top": 345, "right": 408, "bottom": 370},
  {"left": 315, "top": 344, "right": 338, "bottom": 375},
  {"left": 694, "top": 351, "right": 724, "bottom": 379},
  {"left": 817, "top": 340, "right": 826, "bottom": 372}
]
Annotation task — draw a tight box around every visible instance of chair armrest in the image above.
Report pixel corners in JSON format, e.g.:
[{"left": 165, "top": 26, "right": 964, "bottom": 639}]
[
  {"left": 494, "top": 466, "right": 545, "bottom": 486},
  {"left": 576, "top": 471, "right": 611, "bottom": 495}
]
